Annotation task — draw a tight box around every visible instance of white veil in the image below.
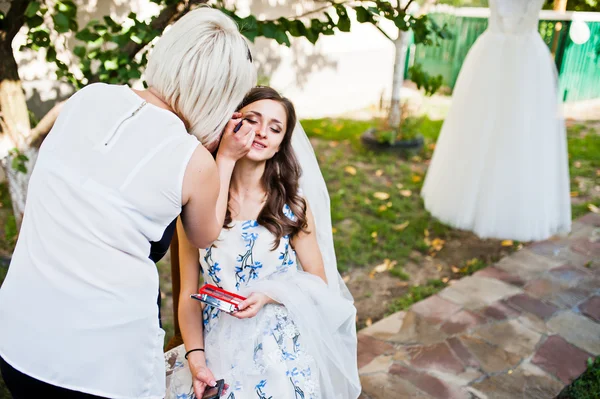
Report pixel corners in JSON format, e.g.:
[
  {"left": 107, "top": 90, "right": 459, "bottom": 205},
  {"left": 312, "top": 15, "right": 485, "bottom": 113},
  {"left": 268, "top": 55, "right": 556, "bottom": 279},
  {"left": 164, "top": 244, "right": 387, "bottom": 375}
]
[{"left": 291, "top": 122, "right": 354, "bottom": 301}]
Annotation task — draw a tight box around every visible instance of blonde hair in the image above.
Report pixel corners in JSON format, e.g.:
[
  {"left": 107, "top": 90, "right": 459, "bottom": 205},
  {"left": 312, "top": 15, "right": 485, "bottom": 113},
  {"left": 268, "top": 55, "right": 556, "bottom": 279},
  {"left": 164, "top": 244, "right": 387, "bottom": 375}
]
[{"left": 145, "top": 7, "right": 256, "bottom": 145}]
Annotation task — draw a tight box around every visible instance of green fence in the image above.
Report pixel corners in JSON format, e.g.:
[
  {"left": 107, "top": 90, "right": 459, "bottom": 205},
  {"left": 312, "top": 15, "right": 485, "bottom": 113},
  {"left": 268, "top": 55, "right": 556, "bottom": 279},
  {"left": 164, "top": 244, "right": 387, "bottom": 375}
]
[{"left": 405, "top": 12, "right": 600, "bottom": 102}]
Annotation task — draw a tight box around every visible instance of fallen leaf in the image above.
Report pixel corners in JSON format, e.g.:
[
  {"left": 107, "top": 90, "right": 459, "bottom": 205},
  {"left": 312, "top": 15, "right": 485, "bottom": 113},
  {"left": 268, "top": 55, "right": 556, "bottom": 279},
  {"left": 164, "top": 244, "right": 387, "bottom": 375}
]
[
  {"left": 342, "top": 275, "right": 350, "bottom": 283},
  {"left": 400, "top": 190, "right": 412, "bottom": 197},
  {"left": 371, "top": 231, "right": 378, "bottom": 238},
  {"left": 344, "top": 166, "right": 357, "bottom": 175},
  {"left": 436, "top": 264, "right": 442, "bottom": 271},
  {"left": 574, "top": 161, "right": 582, "bottom": 168},
  {"left": 412, "top": 175, "right": 422, "bottom": 183},
  {"left": 424, "top": 229, "right": 430, "bottom": 237},
  {"left": 571, "top": 191, "right": 579, "bottom": 197},
  {"left": 378, "top": 205, "right": 387, "bottom": 212},
  {"left": 501, "top": 240, "right": 514, "bottom": 247},
  {"left": 329, "top": 141, "right": 339, "bottom": 148},
  {"left": 373, "top": 192, "right": 391, "bottom": 200},
  {"left": 442, "top": 277, "right": 449, "bottom": 283},
  {"left": 332, "top": 227, "right": 338, "bottom": 234},
  {"left": 396, "top": 183, "right": 404, "bottom": 189},
  {"left": 364, "top": 198, "right": 372, "bottom": 204},
  {"left": 451, "top": 266, "right": 460, "bottom": 273},
  {"left": 589, "top": 204, "right": 600, "bottom": 214},
  {"left": 375, "top": 169, "right": 383, "bottom": 177},
  {"left": 596, "top": 170, "right": 600, "bottom": 177},
  {"left": 386, "top": 202, "right": 393, "bottom": 208},
  {"left": 365, "top": 318, "right": 373, "bottom": 327},
  {"left": 508, "top": 369, "right": 513, "bottom": 375},
  {"left": 431, "top": 238, "right": 445, "bottom": 251},
  {"left": 393, "top": 221, "right": 410, "bottom": 231},
  {"left": 396, "top": 281, "right": 409, "bottom": 287},
  {"left": 313, "top": 128, "right": 323, "bottom": 134}
]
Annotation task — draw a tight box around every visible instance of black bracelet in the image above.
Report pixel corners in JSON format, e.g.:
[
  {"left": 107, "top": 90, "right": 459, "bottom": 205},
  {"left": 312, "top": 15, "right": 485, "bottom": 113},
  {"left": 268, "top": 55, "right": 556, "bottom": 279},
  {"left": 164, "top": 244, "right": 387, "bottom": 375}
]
[{"left": 184, "top": 348, "right": 205, "bottom": 360}]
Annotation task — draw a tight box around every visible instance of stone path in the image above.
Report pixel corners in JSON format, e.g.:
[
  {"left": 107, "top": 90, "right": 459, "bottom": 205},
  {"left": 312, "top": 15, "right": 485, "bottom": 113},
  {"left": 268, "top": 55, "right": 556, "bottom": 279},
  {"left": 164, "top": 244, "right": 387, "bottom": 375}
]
[{"left": 357, "top": 213, "right": 600, "bottom": 399}]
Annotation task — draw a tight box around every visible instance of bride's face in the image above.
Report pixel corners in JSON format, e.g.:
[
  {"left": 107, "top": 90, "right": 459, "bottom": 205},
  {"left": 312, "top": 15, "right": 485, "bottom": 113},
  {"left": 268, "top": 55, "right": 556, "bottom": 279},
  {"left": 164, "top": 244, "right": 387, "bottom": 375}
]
[{"left": 240, "top": 99, "right": 287, "bottom": 162}]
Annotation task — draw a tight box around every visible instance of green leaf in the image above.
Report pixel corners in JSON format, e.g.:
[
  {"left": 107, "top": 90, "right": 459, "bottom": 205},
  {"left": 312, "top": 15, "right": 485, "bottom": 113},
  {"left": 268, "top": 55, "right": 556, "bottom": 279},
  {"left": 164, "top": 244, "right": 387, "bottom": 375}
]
[
  {"left": 25, "top": 2, "right": 41, "bottom": 18},
  {"left": 274, "top": 29, "right": 290, "bottom": 46},
  {"left": 336, "top": 6, "right": 351, "bottom": 32},
  {"left": 75, "top": 29, "right": 100, "bottom": 42},
  {"left": 354, "top": 6, "right": 372, "bottom": 23},
  {"left": 73, "top": 46, "right": 86, "bottom": 58},
  {"left": 53, "top": 12, "right": 70, "bottom": 33},
  {"left": 287, "top": 20, "right": 306, "bottom": 37},
  {"left": 46, "top": 47, "right": 57, "bottom": 62},
  {"left": 26, "top": 15, "right": 44, "bottom": 28},
  {"left": 261, "top": 22, "right": 278, "bottom": 39}
]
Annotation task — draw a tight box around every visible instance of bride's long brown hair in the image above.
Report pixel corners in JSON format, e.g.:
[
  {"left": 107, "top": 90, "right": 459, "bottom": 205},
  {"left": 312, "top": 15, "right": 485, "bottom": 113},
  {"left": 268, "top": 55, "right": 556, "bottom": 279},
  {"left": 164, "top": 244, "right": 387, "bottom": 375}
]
[{"left": 224, "top": 87, "right": 308, "bottom": 248}]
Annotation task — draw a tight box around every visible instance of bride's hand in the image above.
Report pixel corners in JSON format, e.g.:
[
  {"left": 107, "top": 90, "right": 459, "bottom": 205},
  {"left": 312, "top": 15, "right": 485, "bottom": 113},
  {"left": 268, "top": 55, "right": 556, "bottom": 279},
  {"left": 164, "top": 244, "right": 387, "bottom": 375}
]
[
  {"left": 187, "top": 351, "right": 217, "bottom": 398},
  {"left": 233, "top": 292, "right": 272, "bottom": 319}
]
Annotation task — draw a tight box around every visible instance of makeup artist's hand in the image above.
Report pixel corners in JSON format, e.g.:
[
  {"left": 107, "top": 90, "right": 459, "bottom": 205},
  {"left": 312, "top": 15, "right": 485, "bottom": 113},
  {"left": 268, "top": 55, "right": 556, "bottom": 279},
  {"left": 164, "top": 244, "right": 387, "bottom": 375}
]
[{"left": 217, "top": 112, "right": 255, "bottom": 161}]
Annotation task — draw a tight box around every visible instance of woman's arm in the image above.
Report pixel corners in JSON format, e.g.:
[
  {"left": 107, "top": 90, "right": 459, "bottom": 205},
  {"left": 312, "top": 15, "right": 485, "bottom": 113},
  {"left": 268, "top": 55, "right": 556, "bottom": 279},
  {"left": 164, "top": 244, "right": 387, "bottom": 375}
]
[
  {"left": 181, "top": 115, "right": 254, "bottom": 248},
  {"left": 176, "top": 218, "right": 217, "bottom": 395},
  {"left": 291, "top": 202, "right": 328, "bottom": 284}
]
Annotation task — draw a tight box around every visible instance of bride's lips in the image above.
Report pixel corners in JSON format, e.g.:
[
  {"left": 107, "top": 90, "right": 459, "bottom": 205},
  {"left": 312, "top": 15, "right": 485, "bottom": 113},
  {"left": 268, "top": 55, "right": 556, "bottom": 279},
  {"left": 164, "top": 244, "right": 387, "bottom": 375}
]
[{"left": 252, "top": 141, "right": 267, "bottom": 150}]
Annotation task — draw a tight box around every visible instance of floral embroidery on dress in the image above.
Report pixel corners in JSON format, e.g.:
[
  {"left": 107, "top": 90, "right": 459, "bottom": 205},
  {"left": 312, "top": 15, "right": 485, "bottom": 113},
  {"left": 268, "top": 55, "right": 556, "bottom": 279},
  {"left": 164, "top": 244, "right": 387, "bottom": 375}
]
[{"left": 234, "top": 220, "right": 263, "bottom": 291}]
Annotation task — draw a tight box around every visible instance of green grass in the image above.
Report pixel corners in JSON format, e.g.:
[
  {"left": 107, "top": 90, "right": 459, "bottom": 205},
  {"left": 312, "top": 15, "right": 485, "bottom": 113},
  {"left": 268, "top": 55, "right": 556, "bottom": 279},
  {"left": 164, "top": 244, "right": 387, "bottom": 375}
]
[
  {"left": 559, "top": 357, "right": 600, "bottom": 399},
  {"left": 568, "top": 123, "right": 600, "bottom": 219},
  {"left": 303, "top": 116, "right": 449, "bottom": 272}
]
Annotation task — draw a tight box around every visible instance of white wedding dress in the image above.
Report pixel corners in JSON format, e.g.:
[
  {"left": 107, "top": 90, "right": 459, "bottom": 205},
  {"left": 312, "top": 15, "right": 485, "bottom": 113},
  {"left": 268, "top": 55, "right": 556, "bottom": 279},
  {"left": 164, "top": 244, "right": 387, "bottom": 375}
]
[{"left": 421, "top": 0, "right": 571, "bottom": 242}]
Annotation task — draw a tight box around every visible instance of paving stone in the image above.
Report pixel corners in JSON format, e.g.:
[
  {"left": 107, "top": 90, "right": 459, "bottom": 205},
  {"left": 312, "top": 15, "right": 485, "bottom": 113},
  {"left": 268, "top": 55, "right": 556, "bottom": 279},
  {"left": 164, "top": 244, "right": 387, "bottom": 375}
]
[
  {"left": 528, "top": 238, "right": 571, "bottom": 259},
  {"left": 495, "top": 249, "right": 564, "bottom": 280},
  {"left": 411, "top": 295, "right": 462, "bottom": 324},
  {"left": 571, "top": 235, "right": 600, "bottom": 258},
  {"left": 580, "top": 295, "right": 600, "bottom": 322},
  {"left": 548, "top": 264, "right": 594, "bottom": 287},
  {"left": 438, "top": 276, "right": 522, "bottom": 309},
  {"left": 481, "top": 301, "right": 522, "bottom": 321},
  {"left": 505, "top": 294, "right": 559, "bottom": 320},
  {"left": 544, "top": 287, "right": 592, "bottom": 309},
  {"left": 473, "top": 319, "right": 542, "bottom": 357},
  {"left": 525, "top": 278, "right": 567, "bottom": 298},
  {"left": 547, "top": 311, "right": 600, "bottom": 355},
  {"left": 458, "top": 335, "right": 522, "bottom": 373},
  {"left": 359, "top": 355, "right": 394, "bottom": 375},
  {"left": 389, "top": 364, "right": 469, "bottom": 399},
  {"left": 390, "top": 310, "right": 448, "bottom": 345},
  {"left": 577, "top": 212, "right": 600, "bottom": 227},
  {"left": 516, "top": 312, "right": 551, "bottom": 334},
  {"left": 532, "top": 335, "right": 592, "bottom": 384},
  {"left": 360, "top": 311, "right": 405, "bottom": 340},
  {"left": 357, "top": 334, "right": 397, "bottom": 369},
  {"left": 441, "top": 310, "right": 487, "bottom": 335},
  {"left": 406, "top": 341, "right": 464, "bottom": 374},
  {"left": 473, "top": 266, "right": 526, "bottom": 287},
  {"left": 469, "top": 364, "right": 564, "bottom": 399},
  {"left": 360, "top": 372, "right": 430, "bottom": 398},
  {"left": 447, "top": 337, "right": 480, "bottom": 368}
]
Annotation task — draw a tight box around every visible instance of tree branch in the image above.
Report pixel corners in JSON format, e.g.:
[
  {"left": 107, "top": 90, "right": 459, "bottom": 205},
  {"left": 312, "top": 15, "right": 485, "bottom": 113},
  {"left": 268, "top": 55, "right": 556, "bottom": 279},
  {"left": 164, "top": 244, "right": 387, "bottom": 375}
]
[
  {"left": 402, "top": 0, "right": 415, "bottom": 13},
  {"left": 1, "top": 0, "right": 32, "bottom": 45}
]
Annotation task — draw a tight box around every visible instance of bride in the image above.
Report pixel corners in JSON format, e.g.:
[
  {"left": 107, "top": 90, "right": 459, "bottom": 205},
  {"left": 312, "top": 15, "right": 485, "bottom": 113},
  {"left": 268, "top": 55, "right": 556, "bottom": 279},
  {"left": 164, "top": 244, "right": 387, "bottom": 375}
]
[{"left": 164, "top": 87, "right": 361, "bottom": 399}]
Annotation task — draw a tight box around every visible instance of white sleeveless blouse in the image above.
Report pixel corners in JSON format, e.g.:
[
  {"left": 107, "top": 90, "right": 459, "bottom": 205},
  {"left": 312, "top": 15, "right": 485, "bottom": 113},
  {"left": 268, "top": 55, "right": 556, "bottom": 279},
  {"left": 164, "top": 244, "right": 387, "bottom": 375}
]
[{"left": 0, "top": 83, "right": 199, "bottom": 398}]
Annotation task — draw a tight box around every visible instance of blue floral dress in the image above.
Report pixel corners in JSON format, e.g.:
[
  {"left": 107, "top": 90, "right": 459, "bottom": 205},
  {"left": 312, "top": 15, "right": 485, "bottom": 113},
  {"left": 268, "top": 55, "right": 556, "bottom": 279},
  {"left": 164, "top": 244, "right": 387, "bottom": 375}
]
[{"left": 165, "top": 206, "right": 320, "bottom": 399}]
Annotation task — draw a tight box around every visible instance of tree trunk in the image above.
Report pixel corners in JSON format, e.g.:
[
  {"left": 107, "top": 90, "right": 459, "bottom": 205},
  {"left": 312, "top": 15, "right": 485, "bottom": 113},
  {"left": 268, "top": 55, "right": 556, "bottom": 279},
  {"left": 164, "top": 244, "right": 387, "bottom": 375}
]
[
  {"left": 0, "top": 0, "right": 34, "bottom": 228},
  {"left": 388, "top": 30, "right": 407, "bottom": 129},
  {"left": 551, "top": 0, "right": 569, "bottom": 56}
]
